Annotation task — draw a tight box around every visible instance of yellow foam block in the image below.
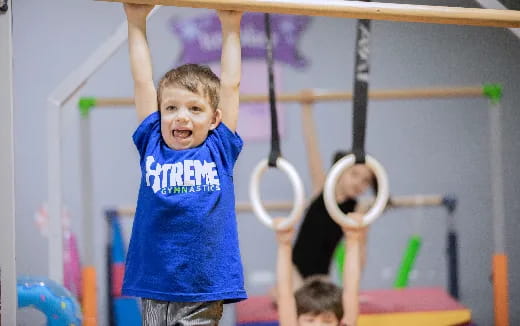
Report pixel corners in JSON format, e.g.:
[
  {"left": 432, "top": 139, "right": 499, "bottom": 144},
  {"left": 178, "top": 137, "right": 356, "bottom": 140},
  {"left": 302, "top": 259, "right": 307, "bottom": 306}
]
[{"left": 359, "top": 309, "right": 471, "bottom": 326}]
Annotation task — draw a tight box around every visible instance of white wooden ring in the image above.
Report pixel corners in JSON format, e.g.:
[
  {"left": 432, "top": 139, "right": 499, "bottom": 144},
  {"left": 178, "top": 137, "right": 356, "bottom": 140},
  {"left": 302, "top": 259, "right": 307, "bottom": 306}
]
[
  {"left": 323, "top": 154, "right": 389, "bottom": 228},
  {"left": 249, "top": 157, "right": 305, "bottom": 230}
]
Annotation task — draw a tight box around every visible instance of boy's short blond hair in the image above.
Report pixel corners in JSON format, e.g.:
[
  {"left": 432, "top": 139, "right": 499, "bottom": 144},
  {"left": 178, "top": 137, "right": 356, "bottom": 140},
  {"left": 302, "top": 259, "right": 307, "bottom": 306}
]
[
  {"left": 294, "top": 276, "right": 343, "bottom": 319},
  {"left": 157, "top": 64, "right": 220, "bottom": 111}
]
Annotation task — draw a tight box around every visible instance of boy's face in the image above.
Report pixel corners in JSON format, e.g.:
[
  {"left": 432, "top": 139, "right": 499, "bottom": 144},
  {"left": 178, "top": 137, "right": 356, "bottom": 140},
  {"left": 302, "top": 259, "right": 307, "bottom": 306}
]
[
  {"left": 298, "top": 312, "right": 339, "bottom": 326},
  {"left": 159, "top": 87, "right": 221, "bottom": 150}
]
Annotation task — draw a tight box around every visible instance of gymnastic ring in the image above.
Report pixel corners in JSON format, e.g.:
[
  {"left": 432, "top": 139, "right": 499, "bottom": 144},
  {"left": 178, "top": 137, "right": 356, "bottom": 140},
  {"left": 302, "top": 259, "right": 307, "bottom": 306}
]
[
  {"left": 323, "top": 154, "right": 389, "bottom": 228},
  {"left": 249, "top": 157, "right": 305, "bottom": 230}
]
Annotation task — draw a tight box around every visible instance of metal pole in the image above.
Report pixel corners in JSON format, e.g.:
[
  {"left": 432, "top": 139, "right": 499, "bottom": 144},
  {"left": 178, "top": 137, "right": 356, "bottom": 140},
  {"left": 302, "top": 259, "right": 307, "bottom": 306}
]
[
  {"left": 489, "top": 102, "right": 509, "bottom": 326},
  {"left": 0, "top": 1, "right": 17, "bottom": 324}
]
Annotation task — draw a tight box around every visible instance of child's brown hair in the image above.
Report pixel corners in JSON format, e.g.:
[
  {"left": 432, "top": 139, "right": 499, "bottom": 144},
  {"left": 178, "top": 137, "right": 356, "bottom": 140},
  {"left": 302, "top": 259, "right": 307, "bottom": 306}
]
[
  {"left": 294, "top": 276, "right": 343, "bottom": 319},
  {"left": 157, "top": 63, "right": 220, "bottom": 111}
]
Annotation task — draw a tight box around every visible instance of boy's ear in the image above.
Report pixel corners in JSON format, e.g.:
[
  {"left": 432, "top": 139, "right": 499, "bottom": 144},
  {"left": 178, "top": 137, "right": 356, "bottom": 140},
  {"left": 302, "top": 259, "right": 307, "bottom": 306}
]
[{"left": 209, "top": 108, "right": 222, "bottom": 130}]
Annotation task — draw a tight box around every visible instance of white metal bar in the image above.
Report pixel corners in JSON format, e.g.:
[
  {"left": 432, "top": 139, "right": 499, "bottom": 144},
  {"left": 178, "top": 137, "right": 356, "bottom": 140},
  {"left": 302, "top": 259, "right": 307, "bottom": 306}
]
[
  {"left": 48, "top": 23, "right": 127, "bottom": 106},
  {"left": 49, "top": 6, "right": 162, "bottom": 106},
  {"left": 47, "top": 101, "right": 64, "bottom": 284},
  {"left": 87, "top": 86, "right": 487, "bottom": 107},
  {"left": 0, "top": 1, "right": 17, "bottom": 324},
  {"left": 46, "top": 7, "right": 161, "bottom": 283},
  {"left": 114, "top": 194, "right": 446, "bottom": 216},
  {"left": 80, "top": 116, "right": 94, "bottom": 265}
]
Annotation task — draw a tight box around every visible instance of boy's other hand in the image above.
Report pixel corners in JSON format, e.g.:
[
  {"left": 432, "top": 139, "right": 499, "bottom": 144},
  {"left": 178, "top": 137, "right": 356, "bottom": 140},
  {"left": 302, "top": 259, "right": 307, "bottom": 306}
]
[
  {"left": 124, "top": 3, "right": 154, "bottom": 22},
  {"left": 273, "top": 218, "right": 294, "bottom": 245},
  {"left": 217, "top": 10, "right": 243, "bottom": 26}
]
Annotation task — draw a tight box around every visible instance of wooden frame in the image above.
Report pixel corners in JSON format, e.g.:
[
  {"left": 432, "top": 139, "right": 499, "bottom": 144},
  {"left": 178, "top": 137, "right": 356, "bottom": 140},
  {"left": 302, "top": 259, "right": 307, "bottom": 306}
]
[{"left": 100, "top": 0, "right": 520, "bottom": 28}]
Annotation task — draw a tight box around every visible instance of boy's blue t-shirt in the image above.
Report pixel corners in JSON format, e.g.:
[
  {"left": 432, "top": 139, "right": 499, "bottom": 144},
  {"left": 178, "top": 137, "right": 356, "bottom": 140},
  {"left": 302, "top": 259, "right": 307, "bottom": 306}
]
[{"left": 122, "top": 111, "right": 247, "bottom": 303}]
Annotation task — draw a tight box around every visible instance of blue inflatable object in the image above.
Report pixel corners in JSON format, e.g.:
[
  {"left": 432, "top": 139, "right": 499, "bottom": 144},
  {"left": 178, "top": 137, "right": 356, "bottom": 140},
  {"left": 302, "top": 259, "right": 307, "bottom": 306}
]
[{"left": 17, "top": 277, "right": 82, "bottom": 326}]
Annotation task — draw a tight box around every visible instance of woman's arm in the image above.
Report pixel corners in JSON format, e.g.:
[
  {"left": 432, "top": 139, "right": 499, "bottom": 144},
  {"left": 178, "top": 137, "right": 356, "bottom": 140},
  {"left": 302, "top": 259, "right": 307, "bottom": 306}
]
[
  {"left": 341, "top": 213, "right": 368, "bottom": 326},
  {"left": 300, "top": 92, "right": 326, "bottom": 194}
]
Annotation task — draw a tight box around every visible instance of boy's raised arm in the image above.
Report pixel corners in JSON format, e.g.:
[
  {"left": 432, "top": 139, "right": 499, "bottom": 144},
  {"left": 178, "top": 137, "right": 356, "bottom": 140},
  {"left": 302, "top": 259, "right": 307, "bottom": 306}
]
[
  {"left": 274, "top": 219, "right": 299, "bottom": 326},
  {"left": 124, "top": 4, "right": 158, "bottom": 122},
  {"left": 217, "top": 11, "right": 242, "bottom": 132}
]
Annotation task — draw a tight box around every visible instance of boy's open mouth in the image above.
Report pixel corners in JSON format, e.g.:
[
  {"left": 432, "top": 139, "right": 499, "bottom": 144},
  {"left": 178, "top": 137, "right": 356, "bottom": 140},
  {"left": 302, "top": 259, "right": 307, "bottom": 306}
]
[{"left": 173, "top": 130, "right": 192, "bottom": 139}]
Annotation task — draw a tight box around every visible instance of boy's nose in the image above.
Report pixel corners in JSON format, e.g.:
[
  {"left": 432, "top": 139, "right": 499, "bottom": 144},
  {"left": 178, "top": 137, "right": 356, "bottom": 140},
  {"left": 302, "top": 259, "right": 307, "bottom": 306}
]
[
  {"left": 176, "top": 114, "right": 188, "bottom": 121},
  {"left": 175, "top": 108, "right": 189, "bottom": 122}
]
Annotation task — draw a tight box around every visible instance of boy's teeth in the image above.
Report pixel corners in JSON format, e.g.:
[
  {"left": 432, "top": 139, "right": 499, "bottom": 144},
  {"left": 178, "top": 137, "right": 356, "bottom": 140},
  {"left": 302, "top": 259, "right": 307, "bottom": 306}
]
[{"left": 174, "top": 130, "right": 191, "bottom": 138}]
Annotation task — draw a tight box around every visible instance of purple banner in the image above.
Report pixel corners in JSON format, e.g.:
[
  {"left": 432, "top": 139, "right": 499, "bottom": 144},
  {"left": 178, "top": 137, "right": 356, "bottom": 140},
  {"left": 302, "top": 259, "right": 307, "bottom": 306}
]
[{"left": 171, "top": 12, "right": 311, "bottom": 68}]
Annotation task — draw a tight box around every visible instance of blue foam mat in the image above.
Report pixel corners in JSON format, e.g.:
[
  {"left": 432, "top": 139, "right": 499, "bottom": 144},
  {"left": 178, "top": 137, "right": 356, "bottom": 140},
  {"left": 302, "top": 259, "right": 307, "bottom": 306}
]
[{"left": 114, "top": 297, "right": 141, "bottom": 326}]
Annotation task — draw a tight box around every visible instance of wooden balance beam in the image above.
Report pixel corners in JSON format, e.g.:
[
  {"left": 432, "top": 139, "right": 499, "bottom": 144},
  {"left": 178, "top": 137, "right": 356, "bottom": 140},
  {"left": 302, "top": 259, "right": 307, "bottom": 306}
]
[{"left": 100, "top": 0, "right": 520, "bottom": 28}]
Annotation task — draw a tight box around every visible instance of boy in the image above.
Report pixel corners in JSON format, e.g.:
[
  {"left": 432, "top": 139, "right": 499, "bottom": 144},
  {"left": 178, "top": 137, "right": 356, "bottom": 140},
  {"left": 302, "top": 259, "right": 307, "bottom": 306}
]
[
  {"left": 122, "top": 4, "right": 246, "bottom": 325},
  {"left": 275, "top": 214, "right": 367, "bottom": 326}
]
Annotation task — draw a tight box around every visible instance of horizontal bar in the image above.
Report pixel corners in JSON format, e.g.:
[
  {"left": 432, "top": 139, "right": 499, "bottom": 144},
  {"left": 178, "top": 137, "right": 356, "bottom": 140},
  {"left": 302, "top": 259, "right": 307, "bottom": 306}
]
[
  {"left": 114, "top": 200, "right": 295, "bottom": 216},
  {"left": 100, "top": 0, "right": 520, "bottom": 28},
  {"left": 241, "top": 86, "right": 485, "bottom": 103},
  {"left": 385, "top": 194, "right": 444, "bottom": 207},
  {"left": 112, "top": 194, "right": 445, "bottom": 216},
  {"left": 235, "top": 200, "right": 293, "bottom": 212},
  {"left": 87, "top": 86, "right": 485, "bottom": 108},
  {"left": 356, "top": 194, "right": 444, "bottom": 212}
]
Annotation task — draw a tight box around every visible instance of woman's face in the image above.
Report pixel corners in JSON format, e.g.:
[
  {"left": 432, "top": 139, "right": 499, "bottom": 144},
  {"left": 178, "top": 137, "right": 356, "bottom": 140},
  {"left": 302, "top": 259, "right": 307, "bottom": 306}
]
[{"left": 337, "top": 164, "right": 374, "bottom": 199}]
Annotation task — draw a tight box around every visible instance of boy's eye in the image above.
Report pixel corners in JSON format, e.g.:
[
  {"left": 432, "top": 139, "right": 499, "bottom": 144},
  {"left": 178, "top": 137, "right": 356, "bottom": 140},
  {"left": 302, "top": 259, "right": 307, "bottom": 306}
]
[
  {"left": 191, "top": 106, "right": 202, "bottom": 112},
  {"left": 165, "top": 105, "right": 177, "bottom": 111}
]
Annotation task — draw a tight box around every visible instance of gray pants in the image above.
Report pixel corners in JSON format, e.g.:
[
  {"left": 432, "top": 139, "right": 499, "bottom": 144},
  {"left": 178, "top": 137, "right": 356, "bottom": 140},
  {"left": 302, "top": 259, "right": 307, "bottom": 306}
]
[{"left": 141, "top": 299, "right": 223, "bottom": 326}]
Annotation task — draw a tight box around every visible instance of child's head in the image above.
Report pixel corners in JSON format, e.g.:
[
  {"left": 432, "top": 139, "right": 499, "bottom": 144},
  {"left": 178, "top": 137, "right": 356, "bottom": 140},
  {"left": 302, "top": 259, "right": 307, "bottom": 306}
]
[
  {"left": 295, "top": 276, "right": 343, "bottom": 326},
  {"left": 157, "top": 64, "right": 222, "bottom": 150},
  {"left": 332, "top": 151, "right": 377, "bottom": 201}
]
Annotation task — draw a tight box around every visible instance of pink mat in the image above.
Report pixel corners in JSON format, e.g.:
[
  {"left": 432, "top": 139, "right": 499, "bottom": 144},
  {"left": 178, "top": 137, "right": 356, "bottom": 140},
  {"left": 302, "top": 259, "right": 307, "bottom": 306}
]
[{"left": 236, "top": 288, "right": 468, "bottom": 323}]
